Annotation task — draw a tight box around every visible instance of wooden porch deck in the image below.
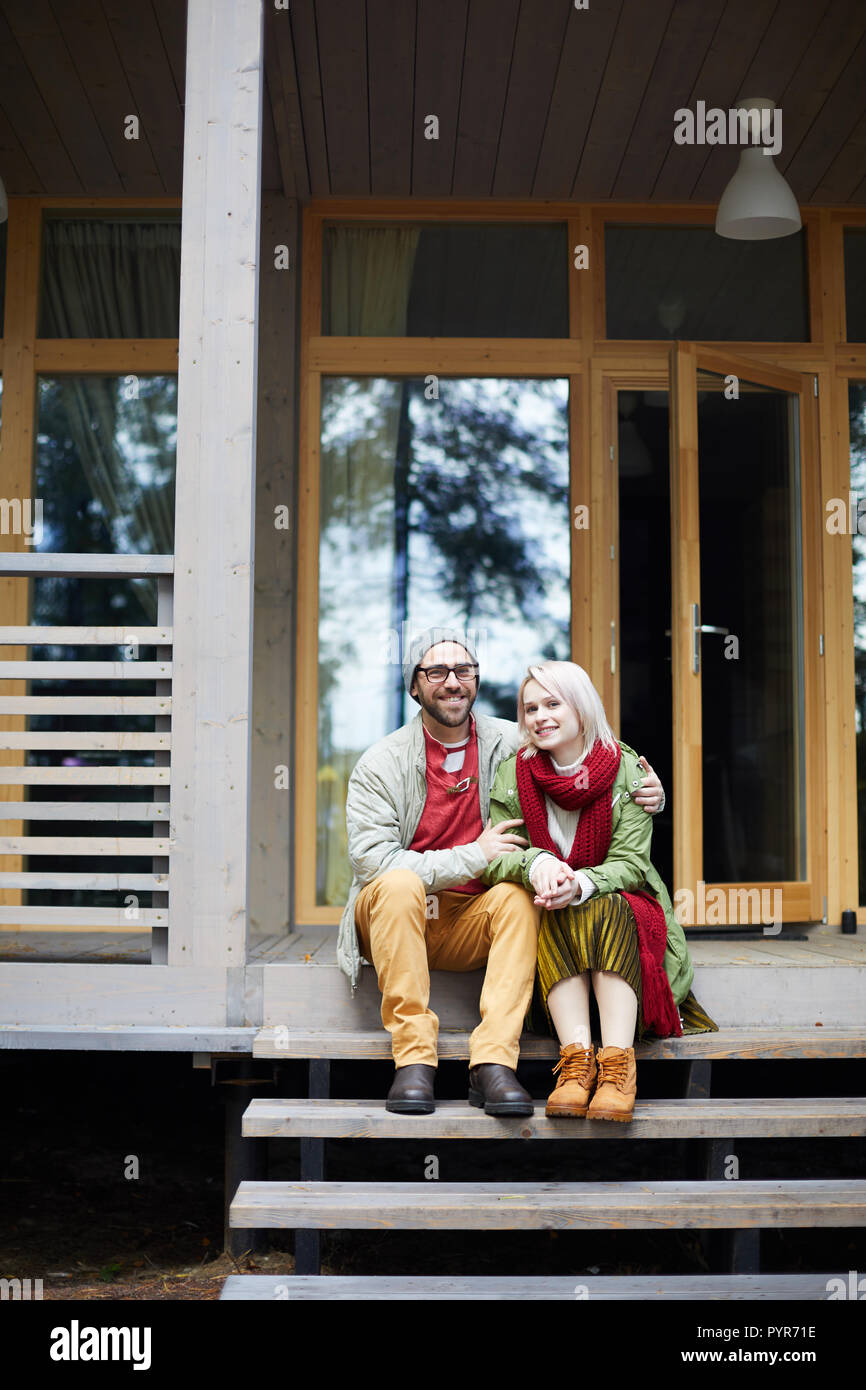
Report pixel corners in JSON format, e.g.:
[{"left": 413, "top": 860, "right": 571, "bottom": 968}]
[{"left": 0, "top": 928, "right": 863, "bottom": 1042}]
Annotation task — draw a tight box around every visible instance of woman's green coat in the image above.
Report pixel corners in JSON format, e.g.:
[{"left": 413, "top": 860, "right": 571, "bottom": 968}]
[{"left": 481, "top": 741, "right": 694, "bottom": 1007}]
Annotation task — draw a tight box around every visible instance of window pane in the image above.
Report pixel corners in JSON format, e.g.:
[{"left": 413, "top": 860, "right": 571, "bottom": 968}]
[
  {"left": 605, "top": 225, "right": 809, "bottom": 341},
  {"left": 35, "top": 376, "right": 177, "bottom": 564},
  {"left": 39, "top": 217, "right": 181, "bottom": 337},
  {"left": 850, "top": 382, "right": 866, "bottom": 902},
  {"left": 323, "top": 224, "right": 568, "bottom": 336},
  {"left": 844, "top": 231, "right": 866, "bottom": 342},
  {"left": 316, "top": 376, "right": 571, "bottom": 904},
  {"left": 618, "top": 390, "right": 672, "bottom": 888},
  {"left": 697, "top": 370, "right": 805, "bottom": 881}
]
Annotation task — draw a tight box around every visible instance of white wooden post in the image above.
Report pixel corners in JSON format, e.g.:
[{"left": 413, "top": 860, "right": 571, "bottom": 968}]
[{"left": 170, "top": 0, "right": 264, "bottom": 968}]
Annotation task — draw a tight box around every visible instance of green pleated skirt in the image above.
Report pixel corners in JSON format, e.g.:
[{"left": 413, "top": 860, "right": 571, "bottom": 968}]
[{"left": 534, "top": 891, "right": 717, "bottom": 1042}]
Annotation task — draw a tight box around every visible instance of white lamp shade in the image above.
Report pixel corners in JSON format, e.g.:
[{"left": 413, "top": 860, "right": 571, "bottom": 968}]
[{"left": 715, "top": 146, "right": 801, "bottom": 240}]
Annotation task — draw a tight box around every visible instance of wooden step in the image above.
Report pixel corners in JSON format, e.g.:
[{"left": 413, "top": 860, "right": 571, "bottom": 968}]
[
  {"left": 242, "top": 1095, "right": 866, "bottom": 1140},
  {"left": 229, "top": 1179, "right": 866, "bottom": 1230},
  {"left": 219, "top": 1272, "right": 839, "bottom": 1300},
  {"left": 253, "top": 1025, "right": 866, "bottom": 1060}
]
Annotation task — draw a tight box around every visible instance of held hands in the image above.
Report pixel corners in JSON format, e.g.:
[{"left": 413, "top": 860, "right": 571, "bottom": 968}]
[
  {"left": 532, "top": 857, "right": 577, "bottom": 910},
  {"left": 632, "top": 755, "right": 664, "bottom": 813},
  {"left": 476, "top": 817, "right": 529, "bottom": 864}
]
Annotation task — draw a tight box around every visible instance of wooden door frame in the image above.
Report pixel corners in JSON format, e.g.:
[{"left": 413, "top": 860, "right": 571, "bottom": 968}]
[{"left": 668, "top": 345, "right": 825, "bottom": 924}]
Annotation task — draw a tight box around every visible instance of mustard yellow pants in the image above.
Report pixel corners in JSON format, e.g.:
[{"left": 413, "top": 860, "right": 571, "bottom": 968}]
[{"left": 354, "top": 868, "right": 540, "bottom": 1068}]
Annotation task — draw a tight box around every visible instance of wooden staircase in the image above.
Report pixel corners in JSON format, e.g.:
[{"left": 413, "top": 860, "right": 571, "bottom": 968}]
[{"left": 222, "top": 1020, "right": 866, "bottom": 1301}]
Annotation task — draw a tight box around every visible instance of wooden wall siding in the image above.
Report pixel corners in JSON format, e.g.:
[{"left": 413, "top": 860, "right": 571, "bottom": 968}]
[
  {"left": 249, "top": 193, "right": 299, "bottom": 942},
  {"left": 266, "top": 0, "right": 866, "bottom": 203}
]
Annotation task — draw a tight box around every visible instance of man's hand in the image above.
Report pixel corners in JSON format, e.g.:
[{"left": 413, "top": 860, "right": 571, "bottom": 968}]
[
  {"left": 632, "top": 755, "right": 665, "bottom": 814},
  {"left": 533, "top": 857, "right": 576, "bottom": 910},
  {"left": 476, "top": 817, "right": 529, "bottom": 864}
]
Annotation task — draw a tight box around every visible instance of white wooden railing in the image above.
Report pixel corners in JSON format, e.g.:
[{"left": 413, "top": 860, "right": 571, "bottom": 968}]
[{"left": 0, "top": 553, "right": 174, "bottom": 960}]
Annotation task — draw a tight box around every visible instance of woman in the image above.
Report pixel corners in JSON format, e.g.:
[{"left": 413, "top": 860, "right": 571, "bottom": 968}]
[{"left": 482, "top": 661, "right": 716, "bottom": 1122}]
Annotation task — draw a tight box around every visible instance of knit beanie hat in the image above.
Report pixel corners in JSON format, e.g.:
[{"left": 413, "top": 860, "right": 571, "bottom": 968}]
[{"left": 402, "top": 626, "right": 480, "bottom": 700}]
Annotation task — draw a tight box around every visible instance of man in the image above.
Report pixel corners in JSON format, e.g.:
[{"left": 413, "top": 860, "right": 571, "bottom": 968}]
[{"left": 336, "top": 627, "right": 664, "bottom": 1116}]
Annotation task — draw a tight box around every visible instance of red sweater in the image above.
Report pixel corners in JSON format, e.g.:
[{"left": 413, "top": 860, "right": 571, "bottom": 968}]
[{"left": 409, "top": 722, "right": 485, "bottom": 894}]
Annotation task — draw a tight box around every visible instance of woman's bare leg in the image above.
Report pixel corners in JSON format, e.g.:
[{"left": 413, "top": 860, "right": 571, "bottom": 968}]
[
  {"left": 592, "top": 969, "right": 638, "bottom": 1049},
  {"left": 547, "top": 973, "right": 592, "bottom": 1048}
]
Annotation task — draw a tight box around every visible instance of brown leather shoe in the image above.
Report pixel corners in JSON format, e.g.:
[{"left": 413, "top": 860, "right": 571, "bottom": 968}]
[
  {"left": 385, "top": 1063, "right": 436, "bottom": 1114},
  {"left": 468, "top": 1063, "right": 533, "bottom": 1116},
  {"left": 545, "top": 1043, "right": 597, "bottom": 1117},
  {"left": 587, "top": 1045, "right": 636, "bottom": 1122}
]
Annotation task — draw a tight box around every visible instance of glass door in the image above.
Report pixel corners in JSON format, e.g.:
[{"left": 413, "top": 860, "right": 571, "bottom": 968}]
[{"left": 669, "top": 347, "right": 823, "bottom": 926}]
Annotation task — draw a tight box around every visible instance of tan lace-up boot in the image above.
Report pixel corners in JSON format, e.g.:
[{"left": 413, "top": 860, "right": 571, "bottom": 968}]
[
  {"left": 587, "top": 1045, "right": 637, "bottom": 1122},
  {"left": 545, "top": 1043, "right": 597, "bottom": 1117}
]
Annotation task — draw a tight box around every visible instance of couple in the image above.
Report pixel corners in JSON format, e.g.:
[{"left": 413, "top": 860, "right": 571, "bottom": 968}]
[{"left": 338, "top": 627, "right": 715, "bottom": 1121}]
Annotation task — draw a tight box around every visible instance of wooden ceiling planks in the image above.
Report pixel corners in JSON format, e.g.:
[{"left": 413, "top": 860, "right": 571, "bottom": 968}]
[
  {"left": 652, "top": 0, "right": 779, "bottom": 201},
  {"left": 315, "top": 0, "right": 369, "bottom": 196},
  {"left": 3, "top": 0, "right": 119, "bottom": 195},
  {"left": 100, "top": 0, "right": 184, "bottom": 193},
  {"left": 689, "top": 0, "right": 829, "bottom": 202},
  {"left": 491, "top": 0, "right": 572, "bottom": 198},
  {"left": 265, "top": 14, "right": 298, "bottom": 197},
  {"left": 289, "top": 0, "right": 330, "bottom": 195},
  {"left": 612, "top": 0, "right": 725, "bottom": 200},
  {"left": 783, "top": 30, "right": 866, "bottom": 201},
  {"left": 151, "top": 0, "right": 187, "bottom": 105},
  {"left": 0, "top": 0, "right": 862, "bottom": 205},
  {"left": 268, "top": 4, "right": 311, "bottom": 198},
  {"left": 812, "top": 106, "right": 866, "bottom": 205},
  {"left": 50, "top": 0, "right": 166, "bottom": 198},
  {"left": 412, "top": 0, "right": 469, "bottom": 196},
  {"left": 533, "top": 1, "right": 623, "bottom": 200},
  {"left": 0, "top": 96, "right": 42, "bottom": 195},
  {"left": 261, "top": 67, "right": 287, "bottom": 196},
  {"left": 0, "top": 6, "right": 83, "bottom": 192},
  {"left": 451, "top": 0, "right": 518, "bottom": 197},
  {"left": 774, "top": 0, "right": 866, "bottom": 185},
  {"left": 573, "top": 0, "right": 677, "bottom": 200},
  {"left": 367, "top": 0, "right": 416, "bottom": 195}
]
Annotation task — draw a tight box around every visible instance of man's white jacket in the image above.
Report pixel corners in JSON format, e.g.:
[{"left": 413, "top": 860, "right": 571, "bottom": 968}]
[{"left": 337, "top": 712, "right": 521, "bottom": 990}]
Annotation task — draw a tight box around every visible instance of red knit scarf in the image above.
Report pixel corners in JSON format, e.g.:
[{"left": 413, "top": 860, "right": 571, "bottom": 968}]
[{"left": 516, "top": 742, "right": 682, "bottom": 1038}]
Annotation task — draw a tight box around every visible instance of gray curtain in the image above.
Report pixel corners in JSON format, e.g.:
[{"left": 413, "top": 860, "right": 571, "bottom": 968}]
[{"left": 323, "top": 225, "right": 420, "bottom": 334}]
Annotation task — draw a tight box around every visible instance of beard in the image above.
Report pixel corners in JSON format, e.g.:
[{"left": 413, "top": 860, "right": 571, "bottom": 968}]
[{"left": 413, "top": 681, "right": 478, "bottom": 729}]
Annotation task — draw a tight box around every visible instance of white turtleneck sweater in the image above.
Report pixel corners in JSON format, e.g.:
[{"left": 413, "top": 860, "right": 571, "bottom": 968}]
[{"left": 527, "top": 754, "right": 597, "bottom": 905}]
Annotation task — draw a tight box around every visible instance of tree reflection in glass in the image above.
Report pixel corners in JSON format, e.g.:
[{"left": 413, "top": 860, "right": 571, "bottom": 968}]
[{"left": 316, "top": 376, "right": 570, "bottom": 905}]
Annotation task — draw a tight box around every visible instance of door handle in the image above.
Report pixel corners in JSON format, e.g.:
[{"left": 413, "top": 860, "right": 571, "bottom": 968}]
[{"left": 691, "top": 603, "right": 730, "bottom": 673}]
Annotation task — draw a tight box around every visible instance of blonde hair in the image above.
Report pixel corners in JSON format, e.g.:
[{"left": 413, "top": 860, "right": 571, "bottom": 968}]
[{"left": 517, "top": 661, "right": 617, "bottom": 761}]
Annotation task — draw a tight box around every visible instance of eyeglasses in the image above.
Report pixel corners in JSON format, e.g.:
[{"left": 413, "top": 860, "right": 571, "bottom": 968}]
[{"left": 416, "top": 663, "right": 479, "bottom": 684}]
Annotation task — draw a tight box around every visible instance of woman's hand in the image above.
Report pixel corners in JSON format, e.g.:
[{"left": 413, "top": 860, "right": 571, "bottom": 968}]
[
  {"left": 632, "top": 755, "right": 665, "bottom": 814},
  {"left": 532, "top": 857, "right": 576, "bottom": 909}
]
